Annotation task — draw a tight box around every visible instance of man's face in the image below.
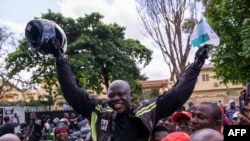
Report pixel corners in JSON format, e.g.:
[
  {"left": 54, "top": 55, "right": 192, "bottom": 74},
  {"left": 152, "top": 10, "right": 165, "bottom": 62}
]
[
  {"left": 30, "top": 114, "right": 36, "bottom": 122},
  {"left": 230, "top": 102, "right": 235, "bottom": 108},
  {"left": 162, "top": 116, "right": 176, "bottom": 133},
  {"left": 190, "top": 104, "right": 217, "bottom": 132},
  {"left": 55, "top": 129, "right": 69, "bottom": 141},
  {"left": 71, "top": 113, "right": 76, "bottom": 118},
  {"left": 64, "top": 113, "right": 69, "bottom": 119},
  {"left": 176, "top": 116, "right": 192, "bottom": 134},
  {"left": 108, "top": 81, "right": 131, "bottom": 114}
]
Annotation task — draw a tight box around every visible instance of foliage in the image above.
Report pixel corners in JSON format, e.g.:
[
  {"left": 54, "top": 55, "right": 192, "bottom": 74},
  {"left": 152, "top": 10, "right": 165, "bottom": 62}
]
[
  {"left": 148, "top": 89, "right": 160, "bottom": 98},
  {"left": 6, "top": 11, "right": 152, "bottom": 102},
  {"left": 57, "top": 101, "right": 67, "bottom": 106},
  {"left": 0, "top": 26, "right": 16, "bottom": 50},
  {"left": 205, "top": 0, "right": 250, "bottom": 85}
]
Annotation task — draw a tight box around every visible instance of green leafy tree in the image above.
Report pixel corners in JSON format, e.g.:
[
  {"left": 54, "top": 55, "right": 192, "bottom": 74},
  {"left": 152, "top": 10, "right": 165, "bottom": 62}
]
[
  {"left": 6, "top": 11, "right": 152, "bottom": 102},
  {"left": 148, "top": 89, "right": 160, "bottom": 98},
  {"left": 205, "top": 0, "right": 250, "bottom": 84}
]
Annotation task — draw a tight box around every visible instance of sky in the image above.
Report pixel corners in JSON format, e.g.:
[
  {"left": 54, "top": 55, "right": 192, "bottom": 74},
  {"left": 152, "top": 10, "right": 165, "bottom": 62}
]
[{"left": 0, "top": 0, "right": 174, "bottom": 80}]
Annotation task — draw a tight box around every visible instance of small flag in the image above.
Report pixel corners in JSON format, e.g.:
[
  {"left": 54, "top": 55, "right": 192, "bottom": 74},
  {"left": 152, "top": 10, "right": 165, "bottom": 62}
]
[{"left": 190, "top": 19, "right": 220, "bottom": 47}]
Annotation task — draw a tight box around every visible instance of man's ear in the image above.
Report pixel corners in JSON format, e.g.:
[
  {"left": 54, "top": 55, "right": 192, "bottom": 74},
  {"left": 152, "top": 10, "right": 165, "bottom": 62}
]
[
  {"left": 215, "top": 120, "right": 223, "bottom": 131},
  {"left": 130, "top": 90, "right": 133, "bottom": 98}
]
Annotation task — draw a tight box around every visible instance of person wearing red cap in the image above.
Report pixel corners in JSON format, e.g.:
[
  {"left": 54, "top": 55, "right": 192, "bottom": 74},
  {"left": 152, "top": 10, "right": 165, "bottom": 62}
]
[
  {"left": 54, "top": 122, "right": 69, "bottom": 141},
  {"left": 171, "top": 111, "right": 192, "bottom": 135},
  {"left": 161, "top": 131, "right": 190, "bottom": 141}
]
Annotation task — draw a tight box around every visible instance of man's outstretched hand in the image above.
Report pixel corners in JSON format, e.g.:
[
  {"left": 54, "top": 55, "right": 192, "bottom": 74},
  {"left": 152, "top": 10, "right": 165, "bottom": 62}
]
[{"left": 194, "top": 45, "right": 209, "bottom": 68}]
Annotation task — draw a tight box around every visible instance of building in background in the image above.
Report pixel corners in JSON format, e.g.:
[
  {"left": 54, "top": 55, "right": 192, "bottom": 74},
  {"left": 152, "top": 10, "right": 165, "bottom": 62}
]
[
  {"left": 186, "top": 64, "right": 244, "bottom": 106},
  {"left": 138, "top": 64, "right": 244, "bottom": 107}
]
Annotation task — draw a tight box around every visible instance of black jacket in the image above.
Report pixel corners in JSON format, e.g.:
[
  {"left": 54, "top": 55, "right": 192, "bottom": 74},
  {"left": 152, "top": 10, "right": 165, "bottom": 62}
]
[
  {"left": 53, "top": 56, "right": 201, "bottom": 141},
  {"left": 0, "top": 123, "right": 16, "bottom": 136}
]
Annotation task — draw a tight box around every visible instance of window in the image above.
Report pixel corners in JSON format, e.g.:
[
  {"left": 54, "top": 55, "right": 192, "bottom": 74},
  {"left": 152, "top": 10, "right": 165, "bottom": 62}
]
[{"left": 202, "top": 74, "right": 209, "bottom": 81}]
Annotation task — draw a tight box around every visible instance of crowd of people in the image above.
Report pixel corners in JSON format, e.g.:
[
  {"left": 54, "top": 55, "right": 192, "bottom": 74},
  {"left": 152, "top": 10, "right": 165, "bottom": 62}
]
[
  {"left": 1, "top": 96, "right": 249, "bottom": 141},
  {"left": 0, "top": 111, "right": 90, "bottom": 141},
  {"left": 150, "top": 90, "right": 250, "bottom": 141},
  {"left": 27, "top": 112, "right": 90, "bottom": 141}
]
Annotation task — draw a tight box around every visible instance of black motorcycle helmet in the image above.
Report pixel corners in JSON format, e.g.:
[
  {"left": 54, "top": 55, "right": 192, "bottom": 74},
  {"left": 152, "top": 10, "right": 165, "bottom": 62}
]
[{"left": 25, "top": 19, "right": 67, "bottom": 55}]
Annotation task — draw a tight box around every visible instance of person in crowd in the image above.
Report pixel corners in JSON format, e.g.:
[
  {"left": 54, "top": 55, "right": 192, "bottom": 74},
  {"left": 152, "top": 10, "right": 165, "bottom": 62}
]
[
  {"left": 11, "top": 113, "right": 20, "bottom": 125},
  {"left": 27, "top": 115, "right": 49, "bottom": 141},
  {"left": 225, "top": 99, "right": 240, "bottom": 123},
  {"left": 190, "top": 102, "right": 223, "bottom": 133},
  {"left": 217, "top": 104, "right": 230, "bottom": 127},
  {"left": 161, "top": 131, "right": 190, "bottom": 141},
  {"left": 60, "top": 113, "right": 70, "bottom": 126},
  {"left": 187, "top": 101, "right": 195, "bottom": 113},
  {"left": 217, "top": 101, "right": 224, "bottom": 114},
  {"left": 157, "top": 116, "right": 176, "bottom": 133},
  {"left": 242, "top": 97, "right": 250, "bottom": 119},
  {"left": 52, "top": 117, "right": 60, "bottom": 127},
  {"left": 77, "top": 115, "right": 89, "bottom": 129},
  {"left": 190, "top": 128, "right": 223, "bottom": 141},
  {"left": 63, "top": 113, "right": 70, "bottom": 121},
  {"left": 25, "top": 19, "right": 208, "bottom": 141},
  {"left": 218, "top": 100, "right": 223, "bottom": 106},
  {"left": 222, "top": 114, "right": 230, "bottom": 126},
  {"left": 69, "top": 112, "right": 79, "bottom": 130},
  {"left": 11, "top": 113, "right": 20, "bottom": 134},
  {"left": 25, "top": 112, "right": 39, "bottom": 139},
  {"left": 231, "top": 111, "right": 240, "bottom": 125},
  {"left": 54, "top": 122, "right": 69, "bottom": 141},
  {"left": 239, "top": 88, "right": 247, "bottom": 113},
  {"left": 171, "top": 111, "right": 192, "bottom": 135},
  {"left": 150, "top": 125, "right": 169, "bottom": 141},
  {"left": 28, "top": 112, "right": 37, "bottom": 131},
  {"left": 44, "top": 122, "right": 51, "bottom": 132},
  {"left": 0, "top": 133, "right": 20, "bottom": 141},
  {"left": 0, "top": 116, "right": 19, "bottom": 136}
]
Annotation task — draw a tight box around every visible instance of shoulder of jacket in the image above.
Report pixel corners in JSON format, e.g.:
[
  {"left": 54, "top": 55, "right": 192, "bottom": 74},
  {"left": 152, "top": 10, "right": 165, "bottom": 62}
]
[
  {"left": 133, "top": 98, "right": 157, "bottom": 113},
  {"left": 95, "top": 99, "right": 113, "bottom": 113}
]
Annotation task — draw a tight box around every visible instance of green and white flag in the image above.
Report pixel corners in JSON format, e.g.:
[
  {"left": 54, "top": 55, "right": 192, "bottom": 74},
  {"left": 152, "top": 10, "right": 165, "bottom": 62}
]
[{"left": 190, "top": 19, "right": 220, "bottom": 47}]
